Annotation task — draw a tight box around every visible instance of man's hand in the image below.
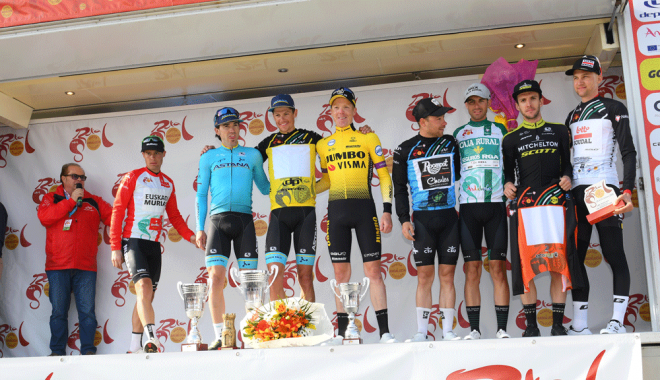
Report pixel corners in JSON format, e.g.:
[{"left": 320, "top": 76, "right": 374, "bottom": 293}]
[
  {"left": 200, "top": 145, "right": 216, "bottom": 156},
  {"left": 71, "top": 188, "right": 85, "bottom": 203},
  {"left": 380, "top": 212, "right": 392, "bottom": 234},
  {"left": 401, "top": 221, "right": 415, "bottom": 241},
  {"left": 358, "top": 125, "right": 373, "bottom": 134},
  {"left": 196, "top": 231, "right": 207, "bottom": 251},
  {"left": 613, "top": 192, "right": 634, "bottom": 214},
  {"left": 189, "top": 235, "right": 199, "bottom": 248},
  {"left": 111, "top": 250, "right": 124, "bottom": 270},
  {"left": 559, "top": 176, "right": 572, "bottom": 191},
  {"left": 504, "top": 182, "right": 517, "bottom": 200}
]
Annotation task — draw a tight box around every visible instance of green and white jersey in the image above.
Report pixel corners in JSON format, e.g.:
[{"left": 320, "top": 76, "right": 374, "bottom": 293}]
[{"left": 453, "top": 119, "right": 507, "bottom": 203}]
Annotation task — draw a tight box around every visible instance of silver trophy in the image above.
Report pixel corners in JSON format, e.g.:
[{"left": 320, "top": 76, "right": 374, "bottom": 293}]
[
  {"left": 330, "top": 277, "right": 370, "bottom": 344},
  {"left": 177, "top": 282, "right": 208, "bottom": 351},
  {"left": 230, "top": 267, "right": 278, "bottom": 312}
]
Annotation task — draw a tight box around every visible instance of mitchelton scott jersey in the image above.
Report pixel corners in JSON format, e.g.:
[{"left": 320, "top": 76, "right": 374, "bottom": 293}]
[
  {"left": 316, "top": 125, "right": 393, "bottom": 212},
  {"left": 453, "top": 119, "right": 508, "bottom": 203},
  {"left": 502, "top": 119, "right": 572, "bottom": 189},
  {"left": 392, "top": 134, "right": 461, "bottom": 224},
  {"left": 110, "top": 167, "right": 194, "bottom": 250},
  {"left": 256, "top": 128, "right": 323, "bottom": 210},
  {"left": 564, "top": 96, "right": 637, "bottom": 191}
]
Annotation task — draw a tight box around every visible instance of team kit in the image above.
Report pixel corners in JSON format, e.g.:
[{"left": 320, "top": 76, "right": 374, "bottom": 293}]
[{"left": 109, "top": 55, "right": 637, "bottom": 352}]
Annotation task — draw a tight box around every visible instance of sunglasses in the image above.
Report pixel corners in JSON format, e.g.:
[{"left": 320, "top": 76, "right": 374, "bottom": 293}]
[{"left": 64, "top": 174, "right": 87, "bottom": 181}]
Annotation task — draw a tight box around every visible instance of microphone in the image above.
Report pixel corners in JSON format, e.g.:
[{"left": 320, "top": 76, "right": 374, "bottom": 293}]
[{"left": 76, "top": 183, "right": 83, "bottom": 207}]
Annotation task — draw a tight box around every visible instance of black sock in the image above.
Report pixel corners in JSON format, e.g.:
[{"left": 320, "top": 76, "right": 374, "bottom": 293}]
[
  {"left": 375, "top": 309, "right": 390, "bottom": 336},
  {"left": 552, "top": 303, "right": 565, "bottom": 327},
  {"left": 337, "top": 313, "right": 349, "bottom": 337},
  {"left": 523, "top": 304, "right": 537, "bottom": 328},
  {"left": 145, "top": 324, "right": 156, "bottom": 340},
  {"left": 466, "top": 306, "right": 480, "bottom": 333},
  {"left": 495, "top": 305, "right": 509, "bottom": 331}
]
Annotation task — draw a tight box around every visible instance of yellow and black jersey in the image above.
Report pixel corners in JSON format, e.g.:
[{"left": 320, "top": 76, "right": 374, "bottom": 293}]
[
  {"left": 316, "top": 126, "right": 392, "bottom": 212},
  {"left": 256, "top": 128, "right": 322, "bottom": 210}
]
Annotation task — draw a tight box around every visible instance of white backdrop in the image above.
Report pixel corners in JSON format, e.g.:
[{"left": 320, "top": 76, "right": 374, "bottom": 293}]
[{"left": 0, "top": 68, "right": 651, "bottom": 357}]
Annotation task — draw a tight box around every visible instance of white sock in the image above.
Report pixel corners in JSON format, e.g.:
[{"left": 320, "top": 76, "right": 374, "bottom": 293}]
[
  {"left": 416, "top": 307, "right": 431, "bottom": 335},
  {"left": 572, "top": 302, "right": 589, "bottom": 330},
  {"left": 612, "top": 295, "right": 629, "bottom": 324},
  {"left": 129, "top": 332, "right": 142, "bottom": 352},
  {"left": 214, "top": 323, "right": 225, "bottom": 340},
  {"left": 440, "top": 308, "right": 455, "bottom": 336}
]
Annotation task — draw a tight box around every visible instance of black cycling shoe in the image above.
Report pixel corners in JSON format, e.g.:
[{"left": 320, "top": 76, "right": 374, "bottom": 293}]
[
  {"left": 208, "top": 339, "right": 222, "bottom": 350},
  {"left": 551, "top": 324, "right": 568, "bottom": 336},
  {"left": 522, "top": 325, "right": 541, "bottom": 337}
]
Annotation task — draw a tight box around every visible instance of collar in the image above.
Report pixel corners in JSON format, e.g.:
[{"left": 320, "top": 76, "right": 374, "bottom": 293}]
[
  {"left": 335, "top": 125, "right": 353, "bottom": 133},
  {"left": 468, "top": 119, "right": 492, "bottom": 127},
  {"left": 520, "top": 118, "right": 546, "bottom": 129},
  {"left": 277, "top": 128, "right": 297, "bottom": 137}
]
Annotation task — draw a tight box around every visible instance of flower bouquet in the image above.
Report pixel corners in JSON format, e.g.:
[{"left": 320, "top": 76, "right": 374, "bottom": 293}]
[{"left": 240, "top": 297, "right": 333, "bottom": 348}]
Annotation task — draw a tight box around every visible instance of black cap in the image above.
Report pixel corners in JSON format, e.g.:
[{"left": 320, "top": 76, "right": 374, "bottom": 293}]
[
  {"left": 412, "top": 98, "right": 454, "bottom": 122},
  {"left": 512, "top": 80, "right": 542, "bottom": 101},
  {"left": 214, "top": 107, "right": 243, "bottom": 127},
  {"left": 141, "top": 135, "right": 164, "bottom": 152},
  {"left": 565, "top": 55, "right": 602, "bottom": 76},
  {"left": 329, "top": 87, "right": 357, "bottom": 106}
]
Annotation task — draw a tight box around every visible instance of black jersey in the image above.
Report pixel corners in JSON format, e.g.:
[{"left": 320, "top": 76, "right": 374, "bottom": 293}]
[
  {"left": 564, "top": 96, "right": 637, "bottom": 191},
  {"left": 393, "top": 134, "right": 460, "bottom": 224},
  {"left": 502, "top": 119, "right": 572, "bottom": 188}
]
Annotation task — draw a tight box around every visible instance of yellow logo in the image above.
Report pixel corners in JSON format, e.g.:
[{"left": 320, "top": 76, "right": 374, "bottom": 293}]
[
  {"left": 640, "top": 58, "right": 660, "bottom": 90},
  {"left": 474, "top": 146, "right": 483, "bottom": 154},
  {"left": 550, "top": 196, "right": 558, "bottom": 204}
]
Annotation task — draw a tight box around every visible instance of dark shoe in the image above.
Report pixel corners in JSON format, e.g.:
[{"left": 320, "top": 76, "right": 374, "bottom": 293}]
[
  {"left": 48, "top": 352, "right": 63, "bottom": 356},
  {"left": 522, "top": 325, "right": 541, "bottom": 337},
  {"left": 208, "top": 339, "right": 222, "bottom": 350},
  {"left": 551, "top": 325, "right": 568, "bottom": 336}
]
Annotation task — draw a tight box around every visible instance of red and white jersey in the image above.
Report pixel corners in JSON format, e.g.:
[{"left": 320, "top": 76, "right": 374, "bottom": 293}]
[{"left": 110, "top": 167, "right": 194, "bottom": 250}]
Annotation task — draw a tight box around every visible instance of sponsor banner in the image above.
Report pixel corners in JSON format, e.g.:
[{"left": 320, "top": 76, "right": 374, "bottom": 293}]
[
  {"left": 0, "top": 334, "right": 643, "bottom": 379},
  {"left": 0, "top": 69, "right": 650, "bottom": 357},
  {"left": 0, "top": 1, "right": 218, "bottom": 28},
  {"left": 629, "top": 0, "right": 660, "bottom": 261}
]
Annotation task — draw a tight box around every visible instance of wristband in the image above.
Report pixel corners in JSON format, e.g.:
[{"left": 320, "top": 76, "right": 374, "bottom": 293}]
[{"left": 623, "top": 189, "right": 632, "bottom": 196}]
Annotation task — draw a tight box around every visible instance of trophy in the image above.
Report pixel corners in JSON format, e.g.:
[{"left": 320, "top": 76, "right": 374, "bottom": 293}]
[
  {"left": 230, "top": 267, "right": 279, "bottom": 312},
  {"left": 584, "top": 180, "right": 626, "bottom": 225},
  {"left": 330, "top": 277, "right": 370, "bottom": 345},
  {"left": 220, "top": 313, "right": 238, "bottom": 350},
  {"left": 177, "top": 282, "right": 208, "bottom": 351}
]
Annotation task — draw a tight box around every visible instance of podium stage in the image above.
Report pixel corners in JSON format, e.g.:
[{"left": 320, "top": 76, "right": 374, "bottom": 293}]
[{"left": 3, "top": 333, "right": 657, "bottom": 380}]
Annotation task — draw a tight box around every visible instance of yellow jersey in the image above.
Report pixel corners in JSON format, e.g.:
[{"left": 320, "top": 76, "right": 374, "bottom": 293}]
[{"left": 316, "top": 126, "right": 392, "bottom": 211}]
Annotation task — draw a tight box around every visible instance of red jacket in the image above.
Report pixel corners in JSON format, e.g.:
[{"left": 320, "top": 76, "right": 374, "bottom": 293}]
[{"left": 38, "top": 185, "right": 113, "bottom": 272}]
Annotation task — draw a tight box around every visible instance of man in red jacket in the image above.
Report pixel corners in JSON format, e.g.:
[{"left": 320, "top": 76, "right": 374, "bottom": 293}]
[{"left": 38, "top": 163, "right": 113, "bottom": 356}]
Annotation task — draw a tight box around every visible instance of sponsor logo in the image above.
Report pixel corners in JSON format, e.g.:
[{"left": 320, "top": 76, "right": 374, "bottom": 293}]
[
  {"left": 582, "top": 59, "right": 595, "bottom": 68},
  {"left": 111, "top": 271, "right": 135, "bottom": 307},
  {"left": 4, "top": 224, "right": 31, "bottom": 250},
  {"left": 0, "top": 131, "right": 34, "bottom": 168},
  {"left": 327, "top": 139, "right": 336, "bottom": 146},
  {"left": 32, "top": 177, "right": 61, "bottom": 209},
  {"left": 150, "top": 117, "right": 194, "bottom": 145},
  {"left": 0, "top": 322, "right": 30, "bottom": 356},
  {"left": 26, "top": 273, "right": 48, "bottom": 309},
  {"left": 375, "top": 145, "right": 383, "bottom": 156},
  {"left": 67, "top": 319, "right": 114, "bottom": 353},
  {"left": 155, "top": 318, "right": 187, "bottom": 352},
  {"left": 69, "top": 125, "right": 114, "bottom": 162}
]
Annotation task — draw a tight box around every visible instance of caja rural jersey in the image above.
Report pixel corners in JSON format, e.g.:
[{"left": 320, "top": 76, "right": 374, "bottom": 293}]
[
  {"left": 453, "top": 119, "right": 507, "bottom": 203},
  {"left": 110, "top": 167, "right": 194, "bottom": 250}
]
